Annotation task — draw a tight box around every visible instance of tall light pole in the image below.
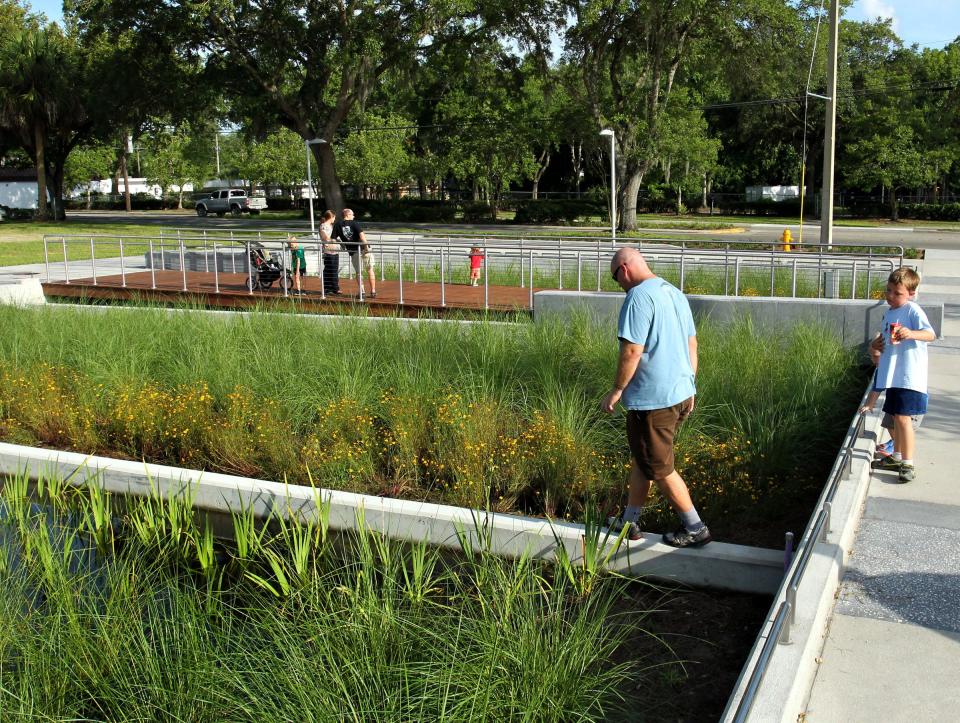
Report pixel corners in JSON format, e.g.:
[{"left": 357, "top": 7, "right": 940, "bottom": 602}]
[
  {"left": 819, "top": 0, "right": 839, "bottom": 247},
  {"left": 305, "top": 138, "right": 327, "bottom": 235},
  {"left": 599, "top": 129, "right": 616, "bottom": 245}
]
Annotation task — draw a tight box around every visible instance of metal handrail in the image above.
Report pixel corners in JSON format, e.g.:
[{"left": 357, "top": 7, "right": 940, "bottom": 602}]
[
  {"left": 732, "top": 602, "right": 793, "bottom": 723},
  {"left": 41, "top": 234, "right": 900, "bottom": 305},
  {"left": 723, "top": 389, "right": 871, "bottom": 721}
]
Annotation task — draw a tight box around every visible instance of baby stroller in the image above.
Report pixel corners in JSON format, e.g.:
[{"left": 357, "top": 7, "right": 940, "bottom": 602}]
[{"left": 245, "top": 243, "right": 293, "bottom": 291}]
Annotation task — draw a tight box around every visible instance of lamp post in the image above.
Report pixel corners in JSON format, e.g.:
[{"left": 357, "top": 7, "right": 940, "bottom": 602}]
[
  {"left": 599, "top": 129, "right": 616, "bottom": 245},
  {"left": 304, "top": 138, "right": 327, "bottom": 235}
]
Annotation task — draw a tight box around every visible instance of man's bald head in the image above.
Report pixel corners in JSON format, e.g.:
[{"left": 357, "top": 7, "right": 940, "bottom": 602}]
[{"left": 611, "top": 247, "right": 653, "bottom": 287}]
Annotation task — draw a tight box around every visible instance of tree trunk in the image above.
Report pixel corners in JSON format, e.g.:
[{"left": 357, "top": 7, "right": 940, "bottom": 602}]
[
  {"left": 34, "top": 124, "right": 49, "bottom": 220},
  {"left": 120, "top": 144, "right": 132, "bottom": 212},
  {"left": 620, "top": 171, "right": 644, "bottom": 231},
  {"left": 314, "top": 142, "right": 343, "bottom": 212},
  {"left": 177, "top": 187, "right": 184, "bottom": 209},
  {"left": 417, "top": 176, "right": 427, "bottom": 199},
  {"left": 48, "top": 161, "right": 67, "bottom": 220},
  {"left": 889, "top": 186, "right": 898, "bottom": 221},
  {"left": 531, "top": 148, "right": 550, "bottom": 201}
]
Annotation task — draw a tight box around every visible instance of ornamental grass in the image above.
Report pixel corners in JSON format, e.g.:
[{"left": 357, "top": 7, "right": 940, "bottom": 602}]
[{"left": 0, "top": 305, "right": 865, "bottom": 545}]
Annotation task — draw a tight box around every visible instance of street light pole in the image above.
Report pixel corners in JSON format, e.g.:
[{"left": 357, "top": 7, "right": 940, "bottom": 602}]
[
  {"left": 599, "top": 129, "right": 616, "bottom": 245},
  {"left": 304, "top": 138, "right": 327, "bottom": 235},
  {"left": 819, "top": 0, "right": 839, "bottom": 248}
]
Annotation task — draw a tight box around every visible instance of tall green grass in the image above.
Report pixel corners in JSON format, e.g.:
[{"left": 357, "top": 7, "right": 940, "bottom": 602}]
[
  {"left": 0, "top": 305, "right": 866, "bottom": 544},
  {"left": 0, "top": 472, "right": 638, "bottom": 720}
]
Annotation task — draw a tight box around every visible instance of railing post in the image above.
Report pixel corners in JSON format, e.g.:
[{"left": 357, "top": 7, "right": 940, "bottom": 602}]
[
  {"left": 483, "top": 242, "right": 489, "bottom": 310},
  {"left": 520, "top": 238, "right": 525, "bottom": 288},
  {"left": 90, "top": 238, "right": 98, "bottom": 285},
  {"left": 791, "top": 257, "right": 798, "bottom": 297},
  {"left": 850, "top": 260, "right": 858, "bottom": 299},
  {"left": 213, "top": 240, "right": 220, "bottom": 294},
  {"left": 440, "top": 239, "right": 446, "bottom": 307},
  {"left": 596, "top": 239, "right": 602, "bottom": 292},
  {"left": 247, "top": 242, "right": 254, "bottom": 296},
  {"left": 784, "top": 531, "right": 795, "bottom": 571},
  {"left": 576, "top": 251, "right": 582, "bottom": 291},
  {"left": 734, "top": 257, "right": 741, "bottom": 296},
  {"left": 724, "top": 244, "right": 730, "bottom": 295},
  {"left": 679, "top": 253, "right": 686, "bottom": 293},
  {"left": 61, "top": 237, "right": 70, "bottom": 284},
  {"left": 557, "top": 239, "right": 563, "bottom": 290},
  {"left": 413, "top": 235, "right": 418, "bottom": 283},
  {"left": 398, "top": 247, "right": 404, "bottom": 305},
  {"left": 529, "top": 249, "right": 534, "bottom": 309},
  {"left": 43, "top": 237, "right": 51, "bottom": 282},
  {"left": 281, "top": 245, "right": 289, "bottom": 298},
  {"left": 179, "top": 239, "right": 188, "bottom": 292},
  {"left": 319, "top": 238, "right": 326, "bottom": 300},
  {"left": 823, "top": 502, "right": 832, "bottom": 540},
  {"left": 119, "top": 238, "right": 127, "bottom": 287},
  {"left": 148, "top": 238, "right": 157, "bottom": 289},
  {"left": 770, "top": 251, "right": 776, "bottom": 296}
]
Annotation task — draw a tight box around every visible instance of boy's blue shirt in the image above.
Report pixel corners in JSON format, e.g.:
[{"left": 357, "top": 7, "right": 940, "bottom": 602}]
[
  {"left": 617, "top": 278, "right": 697, "bottom": 410},
  {"left": 876, "top": 300, "right": 933, "bottom": 394}
]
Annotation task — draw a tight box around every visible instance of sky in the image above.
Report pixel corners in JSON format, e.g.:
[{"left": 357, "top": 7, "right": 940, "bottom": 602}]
[{"left": 25, "top": 0, "right": 960, "bottom": 50}]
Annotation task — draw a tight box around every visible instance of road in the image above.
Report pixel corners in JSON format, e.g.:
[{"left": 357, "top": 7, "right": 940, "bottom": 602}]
[{"left": 60, "top": 210, "right": 960, "bottom": 250}]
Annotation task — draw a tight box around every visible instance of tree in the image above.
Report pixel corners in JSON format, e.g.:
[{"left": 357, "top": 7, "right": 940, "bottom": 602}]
[
  {"left": 64, "top": 143, "right": 114, "bottom": 207},
  {"left": 336, "top": 113, "right": 413, "bottom": 199},
  {"left": 563, "top": 0, "right": 727, "bottom": 229},
  {"left": 74, "top": 0, "right": 556, "bottom": 214},
  {"left": 0, "top": 23, "right": 88, "bottom": 219},
  {"left": 146, "top": 125, "right": 213, "bottom": 208}
]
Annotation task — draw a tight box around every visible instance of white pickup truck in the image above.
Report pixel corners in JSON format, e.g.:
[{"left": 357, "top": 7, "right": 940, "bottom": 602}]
[{"left": 195, "top": 189, "right": 267, "bottom": 217}]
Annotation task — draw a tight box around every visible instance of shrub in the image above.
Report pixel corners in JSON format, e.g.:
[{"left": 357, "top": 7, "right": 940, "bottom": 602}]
[
  {"left": 513, "top": 200, "right": 604, "bottom": 225},
  {"left": 461, "top": 202, "right": 494, "bottom": 222},
  {"left": 899, "top": 202, "right": 960, "bottom": 221}
]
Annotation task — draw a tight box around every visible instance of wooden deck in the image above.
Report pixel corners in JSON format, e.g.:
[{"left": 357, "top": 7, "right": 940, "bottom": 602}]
[{"left": 41, "top": 270, "right": 536, "bottom": 317}]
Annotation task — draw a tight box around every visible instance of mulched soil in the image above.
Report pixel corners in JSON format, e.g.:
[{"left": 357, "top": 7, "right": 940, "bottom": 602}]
[{"left": 609, "top": 581, "right": 771, "bottom": 722}]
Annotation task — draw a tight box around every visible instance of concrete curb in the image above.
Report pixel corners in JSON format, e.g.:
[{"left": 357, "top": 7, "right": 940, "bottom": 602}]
[
  {"left": 721, "top": 403, "right": 883, "bottom": 721},
  {"left": 0, "top": 441, "right": 783, "bottom": 594}
]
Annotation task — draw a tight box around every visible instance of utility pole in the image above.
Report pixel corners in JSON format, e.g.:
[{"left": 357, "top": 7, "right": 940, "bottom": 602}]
[{"left": 819, "top": 0, "right": 839, "bottom": 247}]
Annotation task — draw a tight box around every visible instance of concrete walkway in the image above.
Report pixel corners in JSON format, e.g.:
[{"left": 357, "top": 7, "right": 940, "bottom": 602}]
[{"left": 803, "top": 248, "right": 960, "bottom": 721}]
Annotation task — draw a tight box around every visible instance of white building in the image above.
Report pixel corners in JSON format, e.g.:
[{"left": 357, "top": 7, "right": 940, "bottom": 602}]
[
  {"left": 0, "top": 168, "right": 40, "bottom": 209},
  {"left": 745, "top": 185, "right": 801, "bottom": 202}
]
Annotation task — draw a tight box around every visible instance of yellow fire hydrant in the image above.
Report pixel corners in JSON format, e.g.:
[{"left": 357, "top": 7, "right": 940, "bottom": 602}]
[{"left": 781, "top": 228, "right": 792, "bottom": 252}]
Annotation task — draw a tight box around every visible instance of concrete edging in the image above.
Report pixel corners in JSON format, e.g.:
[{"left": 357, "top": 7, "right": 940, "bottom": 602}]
[
  {"left": 720, "top": 406, "right": 883, "bottom": 721},
  {"left": 0, "top": 441, "right": 782, "bottom": 594}
]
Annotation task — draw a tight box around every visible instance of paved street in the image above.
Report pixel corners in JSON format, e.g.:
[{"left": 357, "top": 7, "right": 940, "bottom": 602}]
[{"left": 52, "top": 210, "right": 960, "bottom": 251}]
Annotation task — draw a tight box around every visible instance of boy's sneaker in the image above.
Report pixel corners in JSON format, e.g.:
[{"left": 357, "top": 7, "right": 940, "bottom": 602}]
[
  {"left": 606, "top": 516, "right": 643, "bottom": 542},
  {"left": 662, "top": 525, "right": 712, "bottom": 548},
  {"left": 871, "top": 456, "right": 902, "bottom": 471},
  {"left": 874, "top": 439, "right": 895, "bottom": 458},
  {"left": 898, "top": 464, "right": 916, "bottom": 483}
]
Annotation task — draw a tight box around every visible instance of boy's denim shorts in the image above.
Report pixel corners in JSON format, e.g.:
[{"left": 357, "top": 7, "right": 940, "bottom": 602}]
[{"left": 882, "top": 388, "right": 928, "bottom": 417}]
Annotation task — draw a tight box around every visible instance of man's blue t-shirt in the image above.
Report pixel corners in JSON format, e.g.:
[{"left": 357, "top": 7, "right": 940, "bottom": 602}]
[{"left": 617, "top": 278, "right": 697, "bottom": 410}]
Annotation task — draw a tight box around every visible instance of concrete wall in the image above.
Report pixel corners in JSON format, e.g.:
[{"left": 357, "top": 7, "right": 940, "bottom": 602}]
[
  {"left": 0, "top": 441, "right": 784, "bottom": 594},
  {"left": 0, "top": 273, "right": 45, "bottom": 305},
  {"left": 533, "top": 290, "right": 944, "bottom": 347}
]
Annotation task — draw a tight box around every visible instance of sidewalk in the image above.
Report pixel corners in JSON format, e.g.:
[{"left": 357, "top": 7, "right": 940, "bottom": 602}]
[{"left": 803, "top": 249, "right": 960, "bottom": 721}]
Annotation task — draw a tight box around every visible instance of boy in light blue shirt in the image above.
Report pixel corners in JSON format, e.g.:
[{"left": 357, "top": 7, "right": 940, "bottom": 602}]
[{"left": 865, "top": 268, "right": 935, "bottom": 482}]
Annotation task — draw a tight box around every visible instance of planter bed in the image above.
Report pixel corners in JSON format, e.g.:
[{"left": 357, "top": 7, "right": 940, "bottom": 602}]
[{"left": 0, "top": 305, "right": 867, "bottom": 547}]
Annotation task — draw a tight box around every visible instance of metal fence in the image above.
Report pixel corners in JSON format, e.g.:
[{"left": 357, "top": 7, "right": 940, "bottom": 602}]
[
  {"left": 42, "top": 231, "right": 902, "bottom": 308},
  {"left": 725, "top": 402, "right": 869, "bottom": 722}
]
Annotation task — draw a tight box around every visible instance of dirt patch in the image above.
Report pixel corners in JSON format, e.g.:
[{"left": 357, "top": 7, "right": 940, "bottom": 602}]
[{"left": 611, "top": 582, "right": 771, "bottom": 721}]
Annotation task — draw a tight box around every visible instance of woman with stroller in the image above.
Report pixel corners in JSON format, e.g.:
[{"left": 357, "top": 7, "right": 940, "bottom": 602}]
[{"left": 319, "top": 210, "right": 340, "bottom": 295}]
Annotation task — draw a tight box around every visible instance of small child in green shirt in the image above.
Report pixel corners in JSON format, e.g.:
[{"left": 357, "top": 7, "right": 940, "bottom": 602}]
[{"left": 287, "top": 235, "right": 307, "bottom": 296}]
